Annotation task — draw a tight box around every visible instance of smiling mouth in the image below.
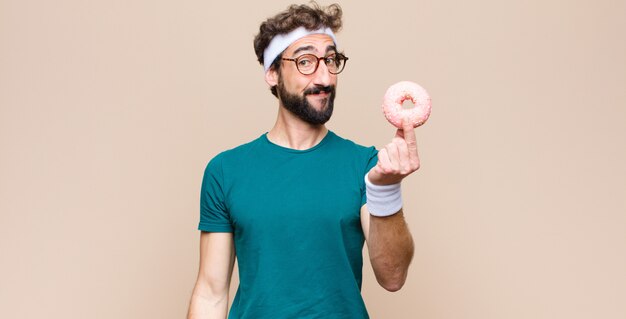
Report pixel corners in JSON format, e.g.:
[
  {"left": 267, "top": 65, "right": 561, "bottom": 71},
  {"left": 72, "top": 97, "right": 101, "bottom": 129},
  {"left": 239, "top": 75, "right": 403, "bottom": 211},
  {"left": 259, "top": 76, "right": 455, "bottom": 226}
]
[{"left": 304, "top": 85, "right": 334, "bottom": 95}]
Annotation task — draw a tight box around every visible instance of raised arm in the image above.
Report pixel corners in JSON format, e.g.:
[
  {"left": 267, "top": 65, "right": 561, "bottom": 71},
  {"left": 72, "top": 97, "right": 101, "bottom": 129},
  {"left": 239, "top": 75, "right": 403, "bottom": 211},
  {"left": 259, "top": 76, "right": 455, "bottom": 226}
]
[
  {"left": 187, "top": 232, "right": 235, "bottom": 319},
  {"left": 361, "top": 116, "right": 419, "bottom": 291}
]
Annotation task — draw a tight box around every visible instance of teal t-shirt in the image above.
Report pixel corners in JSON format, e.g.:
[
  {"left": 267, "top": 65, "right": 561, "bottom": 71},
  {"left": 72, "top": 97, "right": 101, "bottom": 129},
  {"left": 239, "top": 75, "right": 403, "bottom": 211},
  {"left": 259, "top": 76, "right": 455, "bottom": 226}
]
[{"left": 199, "top": 131, "right": 378, "bottom": 319}]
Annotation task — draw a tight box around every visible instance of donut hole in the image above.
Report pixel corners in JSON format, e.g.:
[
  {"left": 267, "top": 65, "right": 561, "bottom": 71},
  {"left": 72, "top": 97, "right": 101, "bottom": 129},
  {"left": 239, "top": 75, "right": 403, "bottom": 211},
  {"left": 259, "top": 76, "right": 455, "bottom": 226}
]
[{"left": 401, "top": 98, "right": 415, "bottom": 109}]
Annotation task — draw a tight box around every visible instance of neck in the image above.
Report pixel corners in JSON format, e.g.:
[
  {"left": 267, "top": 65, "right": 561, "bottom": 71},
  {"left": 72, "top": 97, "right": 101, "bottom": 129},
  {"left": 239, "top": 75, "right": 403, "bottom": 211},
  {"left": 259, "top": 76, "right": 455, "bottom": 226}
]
[{"left": 267, "top": 106, "right": 328, "bottom": 150}]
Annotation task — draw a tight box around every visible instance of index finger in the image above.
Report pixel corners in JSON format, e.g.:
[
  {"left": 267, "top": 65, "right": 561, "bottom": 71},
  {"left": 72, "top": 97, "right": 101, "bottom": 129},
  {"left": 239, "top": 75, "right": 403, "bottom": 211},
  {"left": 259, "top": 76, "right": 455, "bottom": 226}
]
[{"left": 402, "top": 115, "right": 417, "bottom": 152}]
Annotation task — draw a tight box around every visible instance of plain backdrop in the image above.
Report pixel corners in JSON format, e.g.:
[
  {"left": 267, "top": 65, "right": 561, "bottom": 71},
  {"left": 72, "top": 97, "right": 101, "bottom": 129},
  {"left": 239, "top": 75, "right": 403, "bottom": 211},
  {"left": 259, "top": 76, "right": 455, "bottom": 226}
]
[{"left": 1, "top": 0, "right": 625, "bottom": 318}]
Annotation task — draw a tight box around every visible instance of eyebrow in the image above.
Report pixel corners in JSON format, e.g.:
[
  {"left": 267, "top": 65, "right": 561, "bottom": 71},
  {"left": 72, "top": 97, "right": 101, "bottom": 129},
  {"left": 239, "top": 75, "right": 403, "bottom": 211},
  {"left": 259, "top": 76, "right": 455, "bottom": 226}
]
[
  {"left": 325, "top": 45, "right": 337, "bottom": 54},
  {"left": 292, "top": 45, "right": 338, "bottom": 56}
]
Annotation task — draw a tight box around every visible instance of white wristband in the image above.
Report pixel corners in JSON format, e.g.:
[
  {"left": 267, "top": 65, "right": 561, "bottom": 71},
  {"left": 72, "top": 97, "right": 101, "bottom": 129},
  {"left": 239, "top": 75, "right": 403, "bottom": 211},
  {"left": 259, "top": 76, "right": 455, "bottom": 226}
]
[{"left": 365, "top": 175, "right": 403, "bottom": 217}]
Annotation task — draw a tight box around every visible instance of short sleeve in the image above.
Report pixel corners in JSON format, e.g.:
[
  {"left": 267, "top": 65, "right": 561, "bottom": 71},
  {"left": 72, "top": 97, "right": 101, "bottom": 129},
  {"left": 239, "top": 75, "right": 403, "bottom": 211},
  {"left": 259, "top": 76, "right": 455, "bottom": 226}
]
[
  {"left": 360, "top": 146, "right": 379, "bottom": 206},
  {"left": 198, "top": 154, "right": 234, "bottom": 232}
]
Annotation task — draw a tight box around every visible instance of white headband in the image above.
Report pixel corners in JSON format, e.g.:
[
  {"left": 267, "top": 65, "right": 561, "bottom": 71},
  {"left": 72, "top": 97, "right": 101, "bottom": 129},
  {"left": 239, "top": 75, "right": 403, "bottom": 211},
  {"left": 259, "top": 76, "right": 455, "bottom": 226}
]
[{"left": 263, "top": 26, "right": 338, "bottom": 72}]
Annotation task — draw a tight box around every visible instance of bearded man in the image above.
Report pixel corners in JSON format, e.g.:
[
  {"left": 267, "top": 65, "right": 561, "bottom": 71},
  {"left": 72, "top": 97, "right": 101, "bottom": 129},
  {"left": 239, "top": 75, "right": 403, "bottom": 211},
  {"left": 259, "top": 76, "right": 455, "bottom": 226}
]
[{"left": 188, "top": 3, "right": 419, "bottom": 318}]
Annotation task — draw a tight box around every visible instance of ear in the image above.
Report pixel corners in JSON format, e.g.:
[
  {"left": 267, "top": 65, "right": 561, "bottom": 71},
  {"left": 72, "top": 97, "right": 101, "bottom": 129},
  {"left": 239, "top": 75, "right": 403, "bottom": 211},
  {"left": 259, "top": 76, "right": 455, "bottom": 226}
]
[{"left": 265, "top": 68, "right": 279, "bottom": 87}]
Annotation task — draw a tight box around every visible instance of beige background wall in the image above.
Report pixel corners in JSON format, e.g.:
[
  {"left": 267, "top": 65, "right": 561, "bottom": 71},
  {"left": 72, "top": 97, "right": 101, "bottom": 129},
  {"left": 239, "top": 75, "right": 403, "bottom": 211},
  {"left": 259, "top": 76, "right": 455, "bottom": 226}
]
[{"left": 1, "top": 0, "right": 625, "bottom": 318}]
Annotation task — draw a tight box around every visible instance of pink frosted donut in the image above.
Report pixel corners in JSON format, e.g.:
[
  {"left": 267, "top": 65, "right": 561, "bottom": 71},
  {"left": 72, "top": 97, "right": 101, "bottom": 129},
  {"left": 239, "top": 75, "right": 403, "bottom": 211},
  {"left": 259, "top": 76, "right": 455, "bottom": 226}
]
[{"left": 382, "top": 81, "right": 431, "bottom": 128}]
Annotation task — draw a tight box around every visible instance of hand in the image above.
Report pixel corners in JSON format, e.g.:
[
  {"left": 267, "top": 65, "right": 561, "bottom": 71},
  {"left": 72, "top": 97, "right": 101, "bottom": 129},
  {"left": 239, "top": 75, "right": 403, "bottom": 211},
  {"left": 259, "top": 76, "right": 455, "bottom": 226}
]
[{"left": 368, "top": 116, "right": 420, "bottom": 185}]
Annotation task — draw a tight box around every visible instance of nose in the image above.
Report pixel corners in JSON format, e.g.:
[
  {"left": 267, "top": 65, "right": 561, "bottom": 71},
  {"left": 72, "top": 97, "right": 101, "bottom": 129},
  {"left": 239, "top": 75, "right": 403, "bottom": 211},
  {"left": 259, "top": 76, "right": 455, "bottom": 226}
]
[{"left": 311, "top": 60, "right": 333, "bottom": 86}]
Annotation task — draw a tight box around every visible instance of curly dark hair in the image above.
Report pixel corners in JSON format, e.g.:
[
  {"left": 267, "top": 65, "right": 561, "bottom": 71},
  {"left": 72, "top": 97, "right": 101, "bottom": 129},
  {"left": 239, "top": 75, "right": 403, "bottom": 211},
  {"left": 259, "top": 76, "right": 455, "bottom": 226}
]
[{"left": 254, "top": 2, "right": 343, "bottom": 93}]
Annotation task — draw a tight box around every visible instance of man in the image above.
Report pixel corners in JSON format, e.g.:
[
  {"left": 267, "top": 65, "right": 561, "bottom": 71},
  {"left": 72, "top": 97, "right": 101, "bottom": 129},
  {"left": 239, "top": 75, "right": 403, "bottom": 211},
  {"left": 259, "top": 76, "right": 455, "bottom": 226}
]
[{"left": 188, "top": 3, "right": 418, "bottom": 318}]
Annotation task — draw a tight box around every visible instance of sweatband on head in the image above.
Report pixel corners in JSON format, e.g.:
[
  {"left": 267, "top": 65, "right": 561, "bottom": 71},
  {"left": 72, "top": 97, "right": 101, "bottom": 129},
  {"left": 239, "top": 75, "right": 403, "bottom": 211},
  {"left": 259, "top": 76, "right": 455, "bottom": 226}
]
[
  {"left": 365, "top": 175, "right": 403, "bottom": 217},
  {"left": 263, "top": 26, "right": 338, "bottom": 72}
]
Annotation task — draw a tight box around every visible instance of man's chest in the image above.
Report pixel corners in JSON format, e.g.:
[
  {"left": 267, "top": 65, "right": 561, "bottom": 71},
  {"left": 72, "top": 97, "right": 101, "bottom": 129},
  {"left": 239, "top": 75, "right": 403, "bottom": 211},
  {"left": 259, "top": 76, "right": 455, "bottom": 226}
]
[{"left": 225, "top": 164, "right": 363, "bottom": 235}]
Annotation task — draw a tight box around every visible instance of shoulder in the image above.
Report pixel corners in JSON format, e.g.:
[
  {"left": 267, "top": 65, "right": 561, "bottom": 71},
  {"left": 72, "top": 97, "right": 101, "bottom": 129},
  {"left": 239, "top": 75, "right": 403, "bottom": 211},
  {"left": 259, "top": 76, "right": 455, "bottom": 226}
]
[
  {"left": 204, "top": 134, "right": 266, "bottom": 171},
  {"left": 327, "top": 131, "right": 378, "bottom": 157}
]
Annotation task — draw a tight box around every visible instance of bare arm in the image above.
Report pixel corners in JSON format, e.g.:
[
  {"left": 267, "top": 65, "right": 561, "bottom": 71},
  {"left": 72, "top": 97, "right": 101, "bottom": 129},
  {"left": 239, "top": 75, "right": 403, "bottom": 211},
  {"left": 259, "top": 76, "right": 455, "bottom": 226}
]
[
  {"left": 363, "top": 116, "right": 419, "bottom": 291},
  {"left": 361, "top": 205, "right": 414, "bottom": 292},
  {"left": 187, "top": 232, "right": 235, "bottom": 319}
]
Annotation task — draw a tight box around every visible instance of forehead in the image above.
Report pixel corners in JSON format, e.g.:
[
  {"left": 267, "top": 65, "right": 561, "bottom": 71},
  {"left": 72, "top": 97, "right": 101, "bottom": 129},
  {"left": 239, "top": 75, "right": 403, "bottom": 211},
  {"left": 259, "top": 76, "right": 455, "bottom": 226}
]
[{"left": 282, "top": 33, "right": 336, "bottom": 56}]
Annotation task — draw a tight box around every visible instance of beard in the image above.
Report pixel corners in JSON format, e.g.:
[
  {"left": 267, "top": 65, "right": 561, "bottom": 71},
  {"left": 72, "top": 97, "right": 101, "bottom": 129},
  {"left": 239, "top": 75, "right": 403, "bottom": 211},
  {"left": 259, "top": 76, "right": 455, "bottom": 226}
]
[{"left": 276, "top": 79, "right": 336, "bottom": 125}]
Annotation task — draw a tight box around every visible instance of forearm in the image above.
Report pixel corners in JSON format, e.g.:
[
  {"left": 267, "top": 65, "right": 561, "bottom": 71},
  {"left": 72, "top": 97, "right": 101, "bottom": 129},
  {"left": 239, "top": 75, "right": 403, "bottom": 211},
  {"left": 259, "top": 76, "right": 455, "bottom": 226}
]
[
  {"left": 187, "top": 284, "right": 229, "bottom": 319},
  {"left": 367, "top": 209, "right": 414, "bottom": 292}
]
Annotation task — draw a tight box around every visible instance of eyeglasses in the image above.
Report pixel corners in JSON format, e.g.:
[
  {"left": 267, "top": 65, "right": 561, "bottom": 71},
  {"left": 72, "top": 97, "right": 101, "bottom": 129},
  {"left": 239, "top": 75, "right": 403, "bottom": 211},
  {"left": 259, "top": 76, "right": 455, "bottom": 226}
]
[{"left": 282, "top": 53, "right": 349, "bottom": 75}]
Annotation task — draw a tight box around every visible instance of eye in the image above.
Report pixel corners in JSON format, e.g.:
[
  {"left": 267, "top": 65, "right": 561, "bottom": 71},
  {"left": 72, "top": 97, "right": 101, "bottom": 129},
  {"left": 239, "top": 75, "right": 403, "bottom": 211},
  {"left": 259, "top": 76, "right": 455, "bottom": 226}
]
[
  {"left": 297, "top": 55, "right": 315, "bottom": 67},
  {"left": 325, "top": 54, "right": 342, "bottom": 67}
]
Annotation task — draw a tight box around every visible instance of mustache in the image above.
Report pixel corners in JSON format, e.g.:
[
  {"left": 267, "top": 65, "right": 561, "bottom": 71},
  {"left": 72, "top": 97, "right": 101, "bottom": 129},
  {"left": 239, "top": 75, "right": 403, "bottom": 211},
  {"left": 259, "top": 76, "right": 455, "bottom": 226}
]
[{"left": 304, "top": 85, "right": 335, "bottom": 95}]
